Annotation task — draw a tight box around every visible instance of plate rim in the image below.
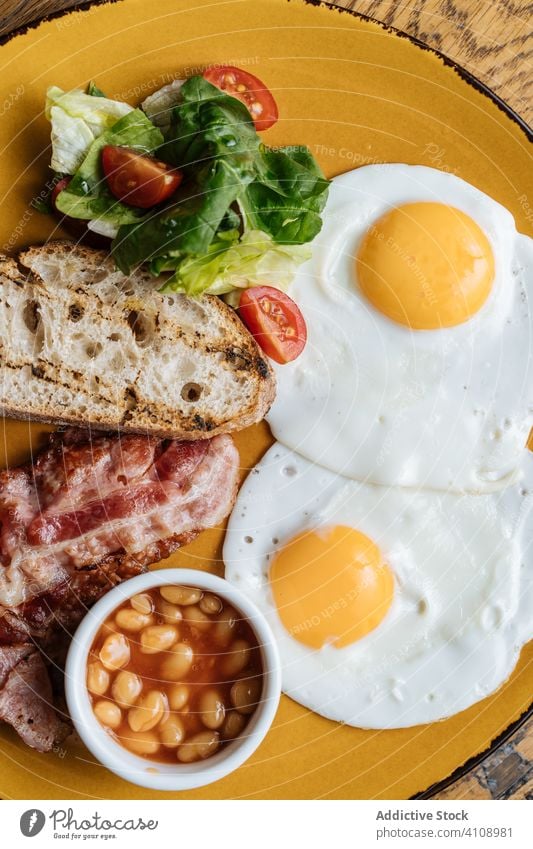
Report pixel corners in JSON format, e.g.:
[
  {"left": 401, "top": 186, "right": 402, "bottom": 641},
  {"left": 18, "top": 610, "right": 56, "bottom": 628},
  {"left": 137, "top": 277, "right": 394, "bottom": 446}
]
[{"left": 0, "top": 0, "right": 531, "bottom": 800}]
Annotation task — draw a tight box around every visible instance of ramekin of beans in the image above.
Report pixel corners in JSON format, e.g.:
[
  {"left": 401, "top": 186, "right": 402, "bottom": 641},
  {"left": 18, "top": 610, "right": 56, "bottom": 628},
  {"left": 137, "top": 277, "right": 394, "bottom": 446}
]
[{"left": 65, "top": 569, "right": 281, "bottom": 791}]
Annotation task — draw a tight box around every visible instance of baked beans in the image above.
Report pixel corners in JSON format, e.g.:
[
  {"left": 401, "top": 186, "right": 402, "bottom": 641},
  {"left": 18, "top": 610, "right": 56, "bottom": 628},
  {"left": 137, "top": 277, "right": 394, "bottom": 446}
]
[{"left": 87, "top": 584, "right": 263, "bottom": 763}]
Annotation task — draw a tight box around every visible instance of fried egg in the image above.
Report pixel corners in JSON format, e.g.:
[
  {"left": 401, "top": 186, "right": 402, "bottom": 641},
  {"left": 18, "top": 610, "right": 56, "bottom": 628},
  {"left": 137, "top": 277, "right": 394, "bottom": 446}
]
[
  {"left": 223, "top": 444, "right": 533, "bottom": 728},
  {"left": 266, "top": 164, "right": 533, "bottom": 493}
]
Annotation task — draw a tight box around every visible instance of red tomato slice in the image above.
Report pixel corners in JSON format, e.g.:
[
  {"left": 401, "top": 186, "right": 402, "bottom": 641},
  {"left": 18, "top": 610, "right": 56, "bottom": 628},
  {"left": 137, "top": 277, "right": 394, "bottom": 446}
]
[
  {"left": 51, "top": 176, "right": 71, "bottom": 211},
  {"left": 238, "top": 286, "right": 307, "bottom": 364},
  {"left": 101, "top": 146, "right": 183, "bottom": 209},
  {"left": 203, "top": 66, "right": 278, "bottom": 132}
]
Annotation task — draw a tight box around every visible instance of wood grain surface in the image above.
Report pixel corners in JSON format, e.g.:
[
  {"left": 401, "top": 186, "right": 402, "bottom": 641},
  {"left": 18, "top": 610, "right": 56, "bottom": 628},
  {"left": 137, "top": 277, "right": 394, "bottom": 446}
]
[{"left": 0, "top": 0, "right": 531, "bottom": 801}]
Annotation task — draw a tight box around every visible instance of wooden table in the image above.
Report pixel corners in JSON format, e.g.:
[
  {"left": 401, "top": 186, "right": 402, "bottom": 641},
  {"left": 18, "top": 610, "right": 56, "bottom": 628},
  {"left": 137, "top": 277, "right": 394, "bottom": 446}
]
[{"left": 0, "top": 0, "right": 531, "bottom": 801}]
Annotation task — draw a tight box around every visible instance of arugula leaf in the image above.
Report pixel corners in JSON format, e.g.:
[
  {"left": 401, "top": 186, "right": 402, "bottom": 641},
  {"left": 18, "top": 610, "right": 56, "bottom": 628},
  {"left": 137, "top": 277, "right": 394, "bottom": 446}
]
[
  {"left": 55, "top": 109, "right": 163, "bottom": 225},
  {"left": 240, "top": 145, "right": 329, "bottom": 243}
]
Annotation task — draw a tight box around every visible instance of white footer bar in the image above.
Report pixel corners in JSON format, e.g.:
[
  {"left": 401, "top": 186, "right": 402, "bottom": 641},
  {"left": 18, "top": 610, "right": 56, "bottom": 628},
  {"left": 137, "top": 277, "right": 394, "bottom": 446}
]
[{"left": 3, "top": 799, "right": 530, "bottom": 848}]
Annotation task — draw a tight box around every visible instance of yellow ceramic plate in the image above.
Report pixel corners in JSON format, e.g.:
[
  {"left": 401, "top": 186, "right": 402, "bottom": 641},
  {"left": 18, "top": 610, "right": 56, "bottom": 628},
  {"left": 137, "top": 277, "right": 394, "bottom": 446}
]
[{"left": 0, "top": 0, "right": 531, "bottom": 800}]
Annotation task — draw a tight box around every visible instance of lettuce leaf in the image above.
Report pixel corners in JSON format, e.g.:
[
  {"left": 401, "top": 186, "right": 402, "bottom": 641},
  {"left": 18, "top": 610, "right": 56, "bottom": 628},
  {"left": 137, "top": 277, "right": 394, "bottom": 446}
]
[
  {"left": 157, "top": 229, "right": 311, "bottom": 298},
  {"left": 141, "top": 79, "right": 185, "bottom": 131},
  {"left": 46, "top": 85, "right": 133, "bottom": 174}
]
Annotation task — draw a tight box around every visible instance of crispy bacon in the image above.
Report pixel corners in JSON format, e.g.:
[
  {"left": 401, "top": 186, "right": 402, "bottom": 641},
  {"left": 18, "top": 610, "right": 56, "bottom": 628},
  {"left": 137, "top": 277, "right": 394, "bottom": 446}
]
[
  {"left": 0, "top": 429, "right": 239, "bottom": 611},
  {"left": 34, "top": 432, "right": 158, "bottom": 511},
  {"left": 0, "top": 428, "right": 240, "bottom": 750}
]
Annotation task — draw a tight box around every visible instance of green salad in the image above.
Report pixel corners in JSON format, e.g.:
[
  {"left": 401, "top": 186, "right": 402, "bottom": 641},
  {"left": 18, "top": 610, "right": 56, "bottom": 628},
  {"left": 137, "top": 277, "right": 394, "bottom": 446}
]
[{"left": 41, "top": 71, "right": 329, "bottom": 300}]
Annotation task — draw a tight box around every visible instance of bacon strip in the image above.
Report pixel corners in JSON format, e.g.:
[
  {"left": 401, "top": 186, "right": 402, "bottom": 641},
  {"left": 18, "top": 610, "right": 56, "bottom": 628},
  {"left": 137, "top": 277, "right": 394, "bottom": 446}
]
[{"left": 0, "top": 430, "right": 239, "bottom": 610}]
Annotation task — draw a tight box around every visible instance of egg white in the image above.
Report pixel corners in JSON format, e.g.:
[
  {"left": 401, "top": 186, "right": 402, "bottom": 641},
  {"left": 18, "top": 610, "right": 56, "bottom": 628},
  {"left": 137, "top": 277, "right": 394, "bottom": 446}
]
[
  {"left": 266, "top": 164, "right": 533, "bottom": 493},
  {"left": 223, "top": 443, "right": 533, "bottom": 728}
]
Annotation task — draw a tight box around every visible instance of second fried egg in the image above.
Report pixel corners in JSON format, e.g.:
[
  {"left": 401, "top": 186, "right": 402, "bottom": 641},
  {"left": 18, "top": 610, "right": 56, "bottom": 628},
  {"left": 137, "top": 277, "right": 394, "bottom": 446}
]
[{"left": 223, "top": 444, "right": 533, "bottom": 728}]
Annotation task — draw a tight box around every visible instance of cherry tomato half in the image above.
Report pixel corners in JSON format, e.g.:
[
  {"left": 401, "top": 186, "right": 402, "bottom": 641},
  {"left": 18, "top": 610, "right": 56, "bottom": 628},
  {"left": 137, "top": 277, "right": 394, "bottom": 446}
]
[
  {"left": 51, "top": 176, "right": 71, "bottom": 211},
  {"left": 101, "top": 146, "right": 183, "bottom": 209},
  {"left": 203, "top": 66, "right": 278, "bottom": 132},
  {"left": 238, "top": 286, "right": 307, "bottom": 364}
]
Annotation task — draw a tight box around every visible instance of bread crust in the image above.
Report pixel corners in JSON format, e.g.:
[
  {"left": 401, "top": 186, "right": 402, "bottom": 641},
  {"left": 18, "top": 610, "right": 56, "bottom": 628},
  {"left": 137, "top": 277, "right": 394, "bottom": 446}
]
[{"left": 0, "top": 242, "right": 276, "bottom": 439}]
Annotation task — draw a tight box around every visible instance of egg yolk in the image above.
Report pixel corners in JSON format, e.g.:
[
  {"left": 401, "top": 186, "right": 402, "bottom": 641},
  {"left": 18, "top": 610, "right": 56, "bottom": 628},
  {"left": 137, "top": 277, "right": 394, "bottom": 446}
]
[
  {"left": 269, "top": 525, "right": 394, "bottom": 649},
  {"left": 356, "top": 203, "right": 495, "bottom": 329}
]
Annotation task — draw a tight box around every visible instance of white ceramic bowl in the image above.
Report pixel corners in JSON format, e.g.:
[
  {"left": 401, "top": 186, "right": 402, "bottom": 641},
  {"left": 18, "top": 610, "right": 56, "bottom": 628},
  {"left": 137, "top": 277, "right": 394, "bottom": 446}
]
[{"left": 65, "top": 568, "right": 281, "bottom": 791}]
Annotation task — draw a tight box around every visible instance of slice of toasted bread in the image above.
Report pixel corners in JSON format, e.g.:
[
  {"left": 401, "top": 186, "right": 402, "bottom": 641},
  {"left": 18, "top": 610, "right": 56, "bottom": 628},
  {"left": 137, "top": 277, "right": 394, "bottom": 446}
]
[{"left": 0, "top": 242, "right": 275, "bottom": 438}]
